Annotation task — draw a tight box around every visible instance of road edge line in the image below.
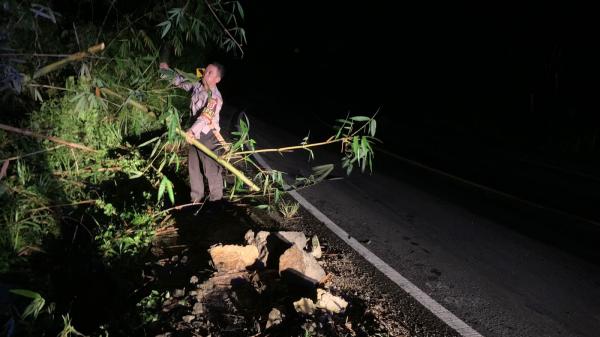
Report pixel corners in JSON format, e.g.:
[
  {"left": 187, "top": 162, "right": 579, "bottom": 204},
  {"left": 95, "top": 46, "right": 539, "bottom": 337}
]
[{"left": 253, "top": 152, "right": 484, "bottom": 337}]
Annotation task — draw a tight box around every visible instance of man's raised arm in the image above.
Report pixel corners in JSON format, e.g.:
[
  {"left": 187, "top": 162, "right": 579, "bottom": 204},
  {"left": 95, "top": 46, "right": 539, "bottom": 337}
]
[{"left": 160, "top": 62, "right": 194, "bottom": 92}]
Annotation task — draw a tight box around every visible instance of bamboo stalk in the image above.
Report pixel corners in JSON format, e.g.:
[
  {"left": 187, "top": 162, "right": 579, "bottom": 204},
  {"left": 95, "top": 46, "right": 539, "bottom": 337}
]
[
  {"left": 234, "top": 137, "right": 350, "bottom": 156},
  {"left": 100, "top": 87, "right": 155, "bottom": 116},
  {"left": 0, "top": 123, "right": 97, "bottom": 152},
  {"left": 176, "top": 128, "right": 260, "bottom": 192},
  {"left": 32, "top": 43, "right": 105, "bottom": 80}
]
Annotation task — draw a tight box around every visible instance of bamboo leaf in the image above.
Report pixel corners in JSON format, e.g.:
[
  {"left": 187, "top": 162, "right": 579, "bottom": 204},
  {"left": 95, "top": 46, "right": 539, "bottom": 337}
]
[
  {"left": 350, "top": 116, "right": 370, "bottom": 122},
  {"left": 9, "top": 289, "right": 41, "bottom": 299},
  {"left": 158, "top": 20, "right": 172, "bottom": 38},
  {"left": 166, "top": 178, "right": 175, "bottom": 204},
  {"left": 139, "top": 137, "right": 159, "bottom": 147},
  {"left": 157, "top": 177, "right": 166, "bottom": 202},
  {"left": 369, "top": 119, "right": 377, "bottom": 137}
]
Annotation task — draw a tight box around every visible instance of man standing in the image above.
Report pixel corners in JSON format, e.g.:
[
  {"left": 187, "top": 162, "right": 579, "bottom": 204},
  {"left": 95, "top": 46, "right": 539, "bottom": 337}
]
[{"left": 160, "top": 61, "right": 225, "bottom": 203}]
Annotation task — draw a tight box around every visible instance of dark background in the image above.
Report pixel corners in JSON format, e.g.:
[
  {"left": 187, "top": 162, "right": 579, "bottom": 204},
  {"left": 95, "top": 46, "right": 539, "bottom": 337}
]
[
  {"left": 216, "top": 1, "right": 600, "bottom": 223},
  {"left": 222, "top": 1, "right": 600, "bottom": 155}
]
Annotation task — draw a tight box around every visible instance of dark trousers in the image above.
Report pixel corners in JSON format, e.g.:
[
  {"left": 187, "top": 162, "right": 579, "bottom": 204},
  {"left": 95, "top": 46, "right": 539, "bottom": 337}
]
[{"left": 188, "top": 132, "right": 223, "bottom": 202}]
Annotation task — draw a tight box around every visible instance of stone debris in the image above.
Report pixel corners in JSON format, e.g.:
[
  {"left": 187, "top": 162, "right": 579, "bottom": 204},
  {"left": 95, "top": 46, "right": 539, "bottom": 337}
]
[
  {"left": 265, "top": 307, "right": 283, "bottom": 329},
  {"left": 181, "top": 315, "right": 195, "bottom": 323},
  {"left": 158, "top": 229, "right": 367, "bottom": 336},
  {"left": 309, "top": 235, "right": 322, "bottom": 259},
  {"left": 210, "top": 271, "right": 249, "bottom": 287},
  {"left": 316, "top": 289, "right": 348, "bottom": 313},
  {"left": 173, "top": 288, "right": 185, "bottom": 298},
  {"left": 276, "top": 231, "right": 308, "bottom": 249},
  {"left": 245, "top": 230, "right": 271, "bottom": 268},
  {"left": 192, "top": 302, "right": 204, "bottom": 315},
  {"left": 208, "top": 244, "right": 258, "bottom": 272},
  {"left": 279, "top": 245, "right": 326, "bottom": 285},
  {"left": 244, "top": 229, "right": 255, "bottom": 244},
  {"left": 293, "top": 297, "right": 316, "bottom": 315}
]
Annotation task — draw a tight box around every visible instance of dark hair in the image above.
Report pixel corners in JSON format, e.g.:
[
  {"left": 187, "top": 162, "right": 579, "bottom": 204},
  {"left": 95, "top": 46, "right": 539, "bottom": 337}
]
[{"left": 211, "top": 62, "right": 225, "bottom": 79}]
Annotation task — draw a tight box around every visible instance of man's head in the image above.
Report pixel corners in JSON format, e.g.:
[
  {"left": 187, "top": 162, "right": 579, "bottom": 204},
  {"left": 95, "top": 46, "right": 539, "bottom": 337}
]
[{"left": 203, "top": 62, "right": 224, "bottom": 88}]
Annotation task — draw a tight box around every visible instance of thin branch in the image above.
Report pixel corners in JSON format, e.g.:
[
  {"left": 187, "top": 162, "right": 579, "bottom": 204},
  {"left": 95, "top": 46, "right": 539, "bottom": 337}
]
[
  {"left": 233, "top": 137, "right": 350, "bottom": 156},
  {"left": 96, "top": 0, "right": 116, "bottom": 43},
  {"left": 157, "top": 201, "right": 205, "bottom": 215},
  {"left": 0, "top": 123, "right": 98, "bottom": 152},
  {"left": 204, "top": 0, "right": 244, "bottom": 57},
  {"left": 27, "top": 199, "right": 96, "bottom": 213},
  {"left": 0, "top": 53, "right": 70, "bottom": 58},
  {"left": 1, "top": 145, "right": 65, "bottom": 161}
]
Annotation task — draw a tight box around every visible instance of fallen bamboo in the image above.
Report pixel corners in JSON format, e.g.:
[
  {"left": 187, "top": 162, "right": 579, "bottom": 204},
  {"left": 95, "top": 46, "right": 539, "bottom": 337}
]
[
  {"left": 0, "top": 123, "right": 97, "bottom": 152},
  {"left": 99, "top": 87, "right": 155, "bottom": 117},
  {"left": 176, "top": 128, "right": 260, "bottom": 192},
  {"left": 32, "top": 43, "right": 105, "bottom": 80},
  {"left": 234, "top": 137, "right": 350, "bottom": 156}
]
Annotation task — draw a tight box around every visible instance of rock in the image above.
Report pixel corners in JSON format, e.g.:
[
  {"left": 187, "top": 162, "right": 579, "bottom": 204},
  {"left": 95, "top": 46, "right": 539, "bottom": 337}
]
[
  {"left": 208, "top": 244, "right": 259, "bottom": 272},
  {"left": 182, "top": 315, "right": 195, "bottom": 323},
  {"left": 276, "top": 231, "right": 308, "bottom": 249},
  {"left": 192, "top": 302, "right": 204, "bottom": 315},
  {"left": 316, "top": 289, "right": 348, "bottom": 313},
  {"left": 244, "top": 229, "right": 255, "bottom": 244},
  {"left": 265, "top": 307, "right": 283, "bottom": 329},
  {"left": 309, "top": 235, "right": 322, "bottom": 259},
  {"left": 293, "top": 297, "right": 316, "bottom": 315},
  {"left": 155, "top": 333, "right": 172, "bottom": 337},
  {"left": 210, "top": 271, "right": 249, "bottom": 287},
  {"left": 254, "top": 231, "right": 270, "bottom": 268},
  {"left": 190, "top": 275, "right": 199, "bottom": 284},
  {"left": 279, "top": 246, "right": 326, "bottom": 285},
  {"left": 173, "top": 288, "right": 185, "bottom": 298}
]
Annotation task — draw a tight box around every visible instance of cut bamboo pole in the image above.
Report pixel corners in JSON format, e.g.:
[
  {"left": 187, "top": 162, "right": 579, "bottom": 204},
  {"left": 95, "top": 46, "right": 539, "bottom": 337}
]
[
  {"left": 32, "top": 43, "right": 105, "bottom": 80},
  {"left": 0, "top": 123, "right": 97, "bottom": 152},
  {"left": 176, "top": 128, "right": 260, "bottom": 192},
  {"left": 99, "top": 87, "right": 155, "bottom": 117}
]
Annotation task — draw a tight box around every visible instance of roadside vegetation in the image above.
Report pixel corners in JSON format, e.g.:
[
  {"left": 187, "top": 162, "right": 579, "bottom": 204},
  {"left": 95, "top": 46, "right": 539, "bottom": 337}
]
[{"left": 0, "top": 1, "right": 378, "bottom": 335}]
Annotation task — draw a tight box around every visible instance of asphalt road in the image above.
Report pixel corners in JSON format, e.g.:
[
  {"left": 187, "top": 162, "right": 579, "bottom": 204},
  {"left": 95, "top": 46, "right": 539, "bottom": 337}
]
[{"left": 243, "top": 114, "right": 600, "bottom": 337}]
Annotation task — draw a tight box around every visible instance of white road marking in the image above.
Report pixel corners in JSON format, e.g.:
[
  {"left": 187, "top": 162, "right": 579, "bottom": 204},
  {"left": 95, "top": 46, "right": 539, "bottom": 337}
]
[{"left": 253, "top": 152, "right": 484, "bottom": 337}]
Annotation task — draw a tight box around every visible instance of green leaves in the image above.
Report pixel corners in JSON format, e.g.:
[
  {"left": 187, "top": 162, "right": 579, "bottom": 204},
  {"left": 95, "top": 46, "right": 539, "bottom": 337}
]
[
  {"left": 10, "top": 289, "right": 46, "bottom": 319},
  {"left": 157, "top": 20, "right": 172, "bottom": 39},
  {"left": 157, "top": 1, "right": 246, "bottom": 57},
  {"left": 157, "top": 175, "right": 175, "bottom": 204}
]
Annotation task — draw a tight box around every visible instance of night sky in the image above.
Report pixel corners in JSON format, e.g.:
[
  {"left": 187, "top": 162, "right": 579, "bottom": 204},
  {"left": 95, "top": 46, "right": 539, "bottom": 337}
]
[{"left": 221, "top": 2, "right": 600, "bottom": 157}]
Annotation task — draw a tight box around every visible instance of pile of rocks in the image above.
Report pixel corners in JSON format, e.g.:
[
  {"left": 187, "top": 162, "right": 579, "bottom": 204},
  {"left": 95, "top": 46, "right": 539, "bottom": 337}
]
[{"left": 158, "top": 230, "right": 351, "bottom": 336}]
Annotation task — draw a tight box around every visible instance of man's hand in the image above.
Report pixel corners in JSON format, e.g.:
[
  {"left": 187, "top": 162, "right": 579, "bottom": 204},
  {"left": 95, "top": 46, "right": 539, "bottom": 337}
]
[
  {"left": 185, "top": 130, "right": 195, "bottom": 142},
  {"left": 159, "top": 62, "right": 170, "bottom": 70}
]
